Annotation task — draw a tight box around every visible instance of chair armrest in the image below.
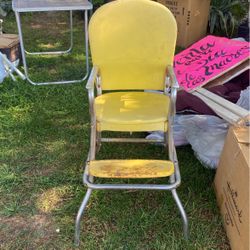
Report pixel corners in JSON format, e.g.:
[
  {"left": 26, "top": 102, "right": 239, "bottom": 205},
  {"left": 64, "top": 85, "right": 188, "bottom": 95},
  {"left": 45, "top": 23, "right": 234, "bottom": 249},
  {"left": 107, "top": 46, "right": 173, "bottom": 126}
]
[
  {"left": 165, "top": 65, "right": 178, "bottom": 117},
  {"left": 166, "top": 65, "right": 179, "bottom": 89},
  {"left": 86, "top": 66, "right": 99, "bottom": 120},
  {"left": 166, "top": 66, "right": 180, "bottom": 179},
  {"left": 86, "top": 66, "right": 99, "bottom": 90}
]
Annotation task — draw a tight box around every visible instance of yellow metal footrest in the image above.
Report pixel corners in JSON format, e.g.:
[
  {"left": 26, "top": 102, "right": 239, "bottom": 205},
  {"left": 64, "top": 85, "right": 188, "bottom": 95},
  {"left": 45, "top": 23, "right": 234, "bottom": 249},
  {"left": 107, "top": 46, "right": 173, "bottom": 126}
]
[{"left": 88, "top": 159, "right": 174, "bottom": 178}]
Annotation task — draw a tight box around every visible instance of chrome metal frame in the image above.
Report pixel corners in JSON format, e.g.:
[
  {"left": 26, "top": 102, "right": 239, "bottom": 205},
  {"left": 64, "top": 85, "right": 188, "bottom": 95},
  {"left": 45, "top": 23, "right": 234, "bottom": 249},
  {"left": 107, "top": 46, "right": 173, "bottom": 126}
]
[
  {"left": 14, "top": 10, "right": 90, "bottom": 85},
  {"left": 75, "top": 65, "right": 188, "bottom": 246},
  {"left": 0, "top": 52, "right": 26, "bottom": 81}
]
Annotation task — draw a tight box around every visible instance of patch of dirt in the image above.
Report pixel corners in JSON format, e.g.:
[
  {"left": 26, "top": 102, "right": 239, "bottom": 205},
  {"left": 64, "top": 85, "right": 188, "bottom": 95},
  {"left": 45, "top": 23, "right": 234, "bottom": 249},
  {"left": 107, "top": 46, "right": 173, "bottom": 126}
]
[
  {"left": 23, "top": 163, "right": 59, "bottom": 177},
  {"left": 0, "top": 214, "right": 57, "bottom": 249},
  {"left": 82, "top": 216, "right": 110, "bottom": 243}
]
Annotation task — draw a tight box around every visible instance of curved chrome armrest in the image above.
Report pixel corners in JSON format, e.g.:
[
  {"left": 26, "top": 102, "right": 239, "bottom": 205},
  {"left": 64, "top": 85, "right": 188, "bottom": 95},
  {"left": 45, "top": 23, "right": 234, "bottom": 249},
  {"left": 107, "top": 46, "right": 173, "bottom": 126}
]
[
  {"left": 86, "top": 66, "right": 99, "bottom": 90},
  {"left": 166, "top": 65, "right": 179, "bottom": 117},
  {"left": 166, "top": 65, "right": 179, "bottom": 89},
  {"left": 86, "top": 66, "right": 99, "bottom": 120},
  {"left": 165, "top": 66, "right": 181, "bottom": 182}
]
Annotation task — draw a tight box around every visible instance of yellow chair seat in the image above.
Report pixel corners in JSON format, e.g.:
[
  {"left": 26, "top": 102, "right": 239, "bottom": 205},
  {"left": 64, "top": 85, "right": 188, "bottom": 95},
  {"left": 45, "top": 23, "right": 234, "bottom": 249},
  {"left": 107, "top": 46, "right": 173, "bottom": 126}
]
[
  {"left": 94, "top": 92, "right": 170, "bottom": 132},
  {"left": 88, "top": 159, "right": 174, "bottom": 178}
]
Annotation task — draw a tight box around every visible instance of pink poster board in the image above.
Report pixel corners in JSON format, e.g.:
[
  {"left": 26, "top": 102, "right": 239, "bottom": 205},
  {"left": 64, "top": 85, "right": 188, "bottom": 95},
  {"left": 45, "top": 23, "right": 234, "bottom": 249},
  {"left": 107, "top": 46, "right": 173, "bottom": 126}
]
[{"left": 174, "top": 35, "right": 250, "bottom": 92}]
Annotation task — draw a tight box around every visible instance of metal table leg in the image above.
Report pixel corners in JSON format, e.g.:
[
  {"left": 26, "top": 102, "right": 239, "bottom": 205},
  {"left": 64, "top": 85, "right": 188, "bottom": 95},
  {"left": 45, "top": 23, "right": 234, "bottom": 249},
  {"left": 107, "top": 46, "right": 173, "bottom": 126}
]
[{"left": 15, "top": 10, "right": 89, "bottom": 85}]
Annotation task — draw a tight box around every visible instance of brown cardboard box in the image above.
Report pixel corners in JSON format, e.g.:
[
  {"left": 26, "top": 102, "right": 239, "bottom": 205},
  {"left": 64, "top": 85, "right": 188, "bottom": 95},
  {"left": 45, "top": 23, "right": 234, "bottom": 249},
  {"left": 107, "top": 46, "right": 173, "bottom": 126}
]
[
  {"left": 156, "top": 0, "right": 211, "bottom": 48},
  {"left": 0, "top": 34, "right": 20, "bottom": 62},
  {"left": 214, "top": 126, "right": 249, "bottom": 250}
]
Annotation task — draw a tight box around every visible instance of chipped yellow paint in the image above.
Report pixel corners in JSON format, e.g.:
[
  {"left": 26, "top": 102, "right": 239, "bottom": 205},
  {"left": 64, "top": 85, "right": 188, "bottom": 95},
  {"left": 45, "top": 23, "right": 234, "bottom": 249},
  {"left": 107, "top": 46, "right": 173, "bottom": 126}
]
[{"left": 88, "top": 159, "right": 174, "bottom": 178}]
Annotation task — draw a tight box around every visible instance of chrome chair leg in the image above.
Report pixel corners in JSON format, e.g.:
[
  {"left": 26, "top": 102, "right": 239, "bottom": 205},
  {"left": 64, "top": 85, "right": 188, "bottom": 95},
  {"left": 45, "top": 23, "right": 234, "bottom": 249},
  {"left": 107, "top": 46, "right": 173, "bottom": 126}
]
[
  {"left": 89, "top": 122, "right": 97, "bottom": 160},
  {"left": 75, "top": 121, "right": 96, "bottom": 246},
  {"left": 166, "top": 128, "right": 189, "bottom": 239},
  {"left": 74, "top": 188, "right": 92, "bottom": 246},
  {"left": 171, "top": 188, "right": 189, "bottom": 240}
]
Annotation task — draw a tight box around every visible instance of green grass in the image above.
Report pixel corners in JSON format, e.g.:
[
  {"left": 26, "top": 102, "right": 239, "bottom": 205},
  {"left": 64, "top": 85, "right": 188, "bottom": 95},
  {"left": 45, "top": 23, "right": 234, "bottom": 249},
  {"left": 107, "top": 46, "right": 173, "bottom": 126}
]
[{"left": 0, "top": 12, "right": 229, "bottom": 250}]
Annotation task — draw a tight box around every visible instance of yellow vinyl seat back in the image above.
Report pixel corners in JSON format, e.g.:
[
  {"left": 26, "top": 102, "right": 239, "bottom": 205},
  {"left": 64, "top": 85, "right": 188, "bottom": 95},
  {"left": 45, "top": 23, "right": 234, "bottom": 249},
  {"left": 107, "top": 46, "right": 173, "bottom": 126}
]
[{"left": 89, "top": 0, "right": 177, "bottom": 90}]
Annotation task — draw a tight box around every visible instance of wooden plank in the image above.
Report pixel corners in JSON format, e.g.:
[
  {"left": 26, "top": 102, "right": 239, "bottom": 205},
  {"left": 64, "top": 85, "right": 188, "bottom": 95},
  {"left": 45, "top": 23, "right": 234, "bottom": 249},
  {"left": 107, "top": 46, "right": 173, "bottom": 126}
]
[
  {"left": 188, "top": 57, "right": 249, "bottom": 93},
  {"left": 193, "top": 92, "right": 241, "bottom": 124},
  {"left": 196, "top": 88, "right": 249, "bottom": 118},
  {"left": 205, "top": 59, "right": 250, "bottom": 89}
]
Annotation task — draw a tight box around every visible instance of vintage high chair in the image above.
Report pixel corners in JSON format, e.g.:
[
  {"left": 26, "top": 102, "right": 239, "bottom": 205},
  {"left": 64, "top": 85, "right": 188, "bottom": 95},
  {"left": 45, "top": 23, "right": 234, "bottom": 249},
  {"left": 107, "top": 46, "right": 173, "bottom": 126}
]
[{"left": 75, "top": 0, "right": 188, "bottom": 245}]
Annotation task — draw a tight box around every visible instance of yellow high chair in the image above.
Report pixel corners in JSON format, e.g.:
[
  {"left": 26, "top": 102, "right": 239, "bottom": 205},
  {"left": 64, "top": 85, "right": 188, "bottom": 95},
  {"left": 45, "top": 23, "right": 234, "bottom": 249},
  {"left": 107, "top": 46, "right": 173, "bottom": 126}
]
[{"left": 75, "top": 0, "right": 188, "bottom": 245}]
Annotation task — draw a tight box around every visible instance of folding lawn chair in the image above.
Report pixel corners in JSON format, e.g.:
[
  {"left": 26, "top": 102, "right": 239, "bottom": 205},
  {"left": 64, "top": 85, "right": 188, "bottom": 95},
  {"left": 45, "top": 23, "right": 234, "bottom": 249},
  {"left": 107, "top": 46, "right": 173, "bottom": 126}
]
[
  {"left": 0, "top": 52, "right": 26, "bottom": 82},
  {"left": 75, "top": 0, "right": 188, "bottom": 245}
]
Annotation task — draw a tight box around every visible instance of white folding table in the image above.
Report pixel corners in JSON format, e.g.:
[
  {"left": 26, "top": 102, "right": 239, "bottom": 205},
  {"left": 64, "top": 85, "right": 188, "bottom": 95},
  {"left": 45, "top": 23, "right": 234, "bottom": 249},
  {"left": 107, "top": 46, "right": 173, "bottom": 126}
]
[{"left": 12, "top": 0, "right": 93, "bottom": 85}]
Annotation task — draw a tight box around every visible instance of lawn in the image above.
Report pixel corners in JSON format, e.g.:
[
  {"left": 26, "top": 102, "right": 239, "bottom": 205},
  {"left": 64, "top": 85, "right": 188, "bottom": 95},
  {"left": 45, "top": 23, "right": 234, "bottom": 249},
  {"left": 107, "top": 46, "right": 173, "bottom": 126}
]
[{"left": 0, "top": 12, "right": 229, "bottom": 249}]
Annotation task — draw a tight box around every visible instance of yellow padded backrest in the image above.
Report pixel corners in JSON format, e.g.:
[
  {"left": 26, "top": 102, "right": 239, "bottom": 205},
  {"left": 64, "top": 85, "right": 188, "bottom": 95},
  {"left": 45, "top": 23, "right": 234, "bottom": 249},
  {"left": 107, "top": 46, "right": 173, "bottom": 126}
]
[{"left": 89, "top": 0, "right": 177, "bottom": 90}]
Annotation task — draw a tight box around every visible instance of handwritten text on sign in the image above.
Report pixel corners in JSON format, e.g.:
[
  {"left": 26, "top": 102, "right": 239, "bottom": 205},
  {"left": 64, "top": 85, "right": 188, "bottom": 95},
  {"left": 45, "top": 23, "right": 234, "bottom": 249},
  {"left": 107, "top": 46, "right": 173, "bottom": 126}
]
[{"left": 174, "top": 36, "right": 249, "bottom": 92}]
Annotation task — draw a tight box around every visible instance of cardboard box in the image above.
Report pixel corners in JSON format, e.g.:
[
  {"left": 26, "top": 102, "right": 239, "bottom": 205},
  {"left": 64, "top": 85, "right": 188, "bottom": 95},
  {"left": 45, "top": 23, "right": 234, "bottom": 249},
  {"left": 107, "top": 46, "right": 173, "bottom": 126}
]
[
  {"left": 0, "top": 34, "right": 20, "bottom": 62},
  {"left": 214, "top": 126, "right": 249, "bottom": 250},
  {"left": 156, "top": 0, "right": 211, "bottom": 48}
]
